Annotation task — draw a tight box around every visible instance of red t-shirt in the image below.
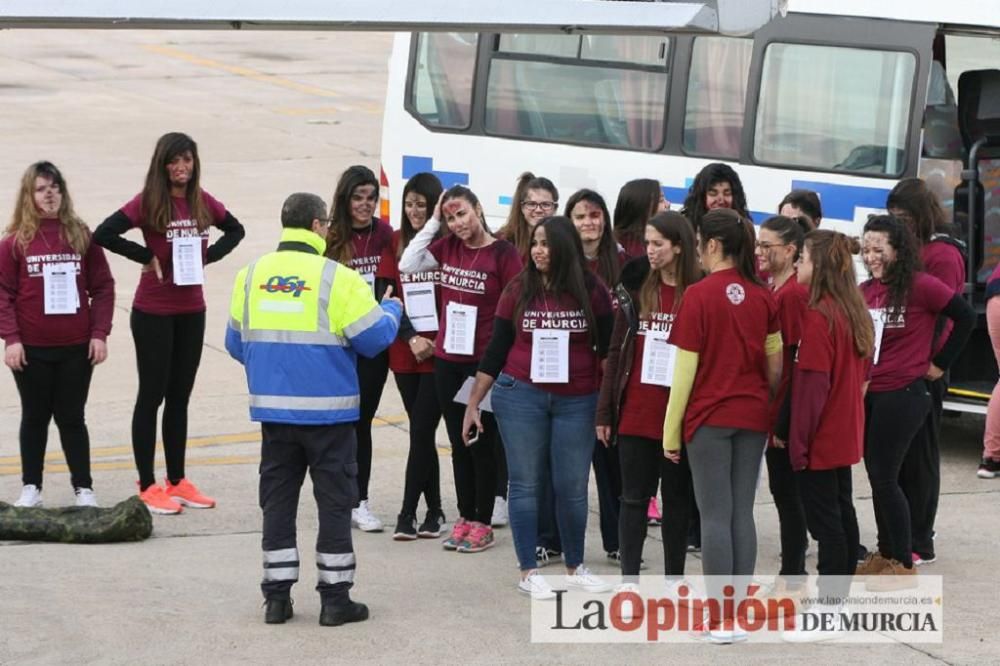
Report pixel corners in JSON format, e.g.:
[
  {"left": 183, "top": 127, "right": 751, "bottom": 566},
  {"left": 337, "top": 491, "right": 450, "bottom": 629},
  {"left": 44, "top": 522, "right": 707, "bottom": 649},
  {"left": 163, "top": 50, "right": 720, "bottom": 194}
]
[
  {"left": 121, "top": 191, "right": 227, "bottom": 315},
  {"left": 495, "top": 279, "right": 613, "bottom": 396},
  {"left": 861, "top": 271, "right": 954, "bottom": 392},
  {"left": 618, "top": 283, "right": 677, "bottom": 440},
  {"left": 0, "top": 219, "right": 115, "bottom": 347},
  {"left": 429, "top": 235, "right": 523, "bottom": 362},
  {"left": 769, "top": 275, "right": 809, "bottom": 433},
  {"left": 669, "top": 268, "right": 779, "bottom": 442},
  {"left": 795, "top": 304, "right": 866, "bottom": 470},
  {"left": 922, "top": 240, "right": 964, "bottom": 354},
  {"left": 378, "top": 230, "right": 438, "bottom": 374},
  {"left": 348, "top": 218, "right": 394, "bottom": 291}
]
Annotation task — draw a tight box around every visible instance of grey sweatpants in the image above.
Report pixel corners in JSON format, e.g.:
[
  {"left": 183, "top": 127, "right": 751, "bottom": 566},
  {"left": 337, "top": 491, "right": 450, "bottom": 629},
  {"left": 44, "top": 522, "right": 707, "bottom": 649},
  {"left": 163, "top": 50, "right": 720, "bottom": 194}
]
[{"left": 687, "top": 426, "right": 766, "bottom": 608}]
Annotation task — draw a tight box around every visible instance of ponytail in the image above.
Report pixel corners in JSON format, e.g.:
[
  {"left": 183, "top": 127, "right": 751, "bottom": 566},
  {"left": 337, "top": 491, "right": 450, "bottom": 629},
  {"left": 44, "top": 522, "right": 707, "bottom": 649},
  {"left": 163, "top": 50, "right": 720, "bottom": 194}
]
[{"left": 700, "top": 208, "right": 760, "bottom": 284}]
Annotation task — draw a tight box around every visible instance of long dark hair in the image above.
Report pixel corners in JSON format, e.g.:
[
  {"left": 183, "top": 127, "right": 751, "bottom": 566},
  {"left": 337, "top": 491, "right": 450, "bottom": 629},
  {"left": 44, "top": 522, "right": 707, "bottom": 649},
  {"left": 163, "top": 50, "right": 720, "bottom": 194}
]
[
  {"left": 564, "top": 188, "right": 620, "bottom": 286},
  {"left": 513, "top": 216, "right": 597, "bottom": 347},
  {"left": 498, "top": 172, "right": 558, "bottom": 258},
  {"left": 699, "top": 208, "right": 759, "bottom": 283},
  {"left": 863, "top": 214, "right": 921, "bottom": 315},
  {"left": 613, "top": 178, "right": 661, "bottom": 250},
  {"left": 681, "top": 162, "right": 749, "bottom": 231},
  {"left": 760, "top": 214, "right": 813, "bottom": 262},
  {"left": 886, "top": 178, "right": 948, "bottom": 245},
  {"left": 638, "top": 211, "right": 701, "bottom": 318},
  {"left": 142, "top": 132, "right": 212, "bottom": 234},
  {"left": 804, "top": 230, "right": 874, "bottom": 358},
  {"left": 398, "top": 172, "right": 444, "bottom": 257},
  {"left": 326, "top": 165, "right": 379, "bottom": 264}
]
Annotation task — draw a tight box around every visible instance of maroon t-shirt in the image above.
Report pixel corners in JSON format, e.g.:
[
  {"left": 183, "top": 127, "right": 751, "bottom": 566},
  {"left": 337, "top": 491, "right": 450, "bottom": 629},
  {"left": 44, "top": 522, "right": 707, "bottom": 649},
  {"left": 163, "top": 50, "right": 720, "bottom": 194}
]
[
  {"left": 0, "top": 219, "right": 115, "bottom": 346},
  {"left": 861, "top": 271, "right": 954, "bottom": 392},
  {"left": 429, "top": 235, "right": 523, "bottom": 362},
  {"left": 349, "top": 218, "right": 394, "bottom": 292},
  {"left": 669, "top": 268, "right": 779, "bottom": 442},
  {"left": 378, "top": 230, "right": 438, "bottom": 374},
  {"left": 495, "top": 280, "right": 613, "bottom": 396},
  {"left": 922, "top": 240, "right": 964, "bottom": 354},
  {"left": 769, "top": 275, "right": 809, "bottom": 434},
  {"left": 618, "top": 283, "right": 677, "bottom": 440},
  {"left": 121, "top": 191, "right": 227, "bottom": 315},
  {"left": 618, "top": 235, "right": 645, "bottom": 261}
]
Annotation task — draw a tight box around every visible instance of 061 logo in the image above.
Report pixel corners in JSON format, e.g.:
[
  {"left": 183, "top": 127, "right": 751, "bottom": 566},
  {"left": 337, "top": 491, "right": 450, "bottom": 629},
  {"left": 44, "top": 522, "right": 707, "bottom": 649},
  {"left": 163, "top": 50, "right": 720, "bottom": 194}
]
[{"left": 260, "top": 275, "right": 311, "bottom": 297}]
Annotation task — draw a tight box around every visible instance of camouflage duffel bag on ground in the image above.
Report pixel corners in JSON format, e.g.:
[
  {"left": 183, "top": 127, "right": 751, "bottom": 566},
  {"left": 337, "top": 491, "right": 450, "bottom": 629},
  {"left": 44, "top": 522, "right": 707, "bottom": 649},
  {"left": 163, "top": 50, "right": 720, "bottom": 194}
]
[{"left": 0, "top": 496, "right": 153, "bottom": 543}]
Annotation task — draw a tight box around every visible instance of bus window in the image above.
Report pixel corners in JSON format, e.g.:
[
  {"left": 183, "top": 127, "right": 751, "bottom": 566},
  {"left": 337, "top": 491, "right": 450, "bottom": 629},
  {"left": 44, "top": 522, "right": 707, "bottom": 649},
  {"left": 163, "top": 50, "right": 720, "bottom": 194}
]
[
  {"left": 682, "top": 36, "right": 752, "bottom": 158},
  {"left": 484, "top": 34, "right": 669, "bottom": 150},
  {"left": 753, "top": 43, "right": 916, "bottom": 176},
  {"left": 410, "top": 32, "right": 478, "bottom": 129}
]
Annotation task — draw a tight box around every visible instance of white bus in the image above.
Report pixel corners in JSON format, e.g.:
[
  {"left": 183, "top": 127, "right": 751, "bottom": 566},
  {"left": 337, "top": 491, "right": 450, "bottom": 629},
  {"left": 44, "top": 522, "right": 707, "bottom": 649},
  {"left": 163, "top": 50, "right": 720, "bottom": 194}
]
[{"left": 378, "top": 2, "right": 1000, "bottom": 413}]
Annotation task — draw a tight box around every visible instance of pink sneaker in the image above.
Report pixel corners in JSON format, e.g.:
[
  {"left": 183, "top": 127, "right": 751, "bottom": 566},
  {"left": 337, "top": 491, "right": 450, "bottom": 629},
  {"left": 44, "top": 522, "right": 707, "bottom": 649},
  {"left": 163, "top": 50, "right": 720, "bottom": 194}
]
[
  {"left": 647, "top": 498, "right": 662, "bottom": 525},
  {"left": 443, "top": 518, "right": 470, "bottom": 551},
  {"left": 164, "top": 478, "right": 216, "bottom": 509},
  {"left": 457, "top": 521, "right": 495, "bottom": 553}
]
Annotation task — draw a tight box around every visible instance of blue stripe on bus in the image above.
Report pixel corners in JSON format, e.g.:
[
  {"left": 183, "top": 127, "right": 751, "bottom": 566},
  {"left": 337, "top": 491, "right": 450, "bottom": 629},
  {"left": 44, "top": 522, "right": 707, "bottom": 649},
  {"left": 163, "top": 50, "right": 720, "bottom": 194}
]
[
  {"left": 791, "top": 180, "right": 891, "bottom": 221},
  {"left": 498, "top": 195, "right": 513, "bottom": 205},
  {"left": 401, "top": 155, "right": 469, "bottom": 189}
]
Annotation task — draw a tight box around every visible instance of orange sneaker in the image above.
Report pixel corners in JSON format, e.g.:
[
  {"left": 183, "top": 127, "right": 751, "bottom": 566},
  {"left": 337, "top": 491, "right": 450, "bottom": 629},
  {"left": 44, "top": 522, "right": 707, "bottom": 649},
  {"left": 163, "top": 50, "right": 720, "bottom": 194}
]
[
  {"left": 138, "top": 483, "right": 183, "bottom": 515},
  {"left": 165, "top": 478, "right": 216, "bottom": 509}
]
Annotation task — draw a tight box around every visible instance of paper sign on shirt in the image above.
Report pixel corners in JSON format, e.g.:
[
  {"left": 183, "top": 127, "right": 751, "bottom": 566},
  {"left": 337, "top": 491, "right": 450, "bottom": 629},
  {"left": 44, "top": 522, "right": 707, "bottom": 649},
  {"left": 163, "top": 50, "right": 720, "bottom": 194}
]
[
  {"left": 42, "top": 262, "right": 78, "bottom": 315},
  {"left": 402, "top": 281, "right": 438, "bottom": 333},
  {"left": 640, "top": 330, "right": 677, "bottom": 387},
  {"left": 444, "top": 302, "right": 477, "bottom": 355},
  {"left": 530, "top": 329, "right": 570, "bottom": 384},
  {"left": 362, "top": 271, "right": 375, "bottom": 295},
  {"left": 172, "top": 236, "right": 204, "bottom": 286},
  {"left": 869, "top": 308, "right": 886, "bottom": 365}
]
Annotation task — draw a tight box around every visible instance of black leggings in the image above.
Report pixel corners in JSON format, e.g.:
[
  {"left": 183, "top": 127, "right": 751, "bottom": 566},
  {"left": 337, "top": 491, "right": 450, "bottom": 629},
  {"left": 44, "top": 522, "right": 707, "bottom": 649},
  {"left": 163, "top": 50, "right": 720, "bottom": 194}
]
[
  {"left": 355, "top": 352, "right": 389, "bottom": 503},
  {"left": 433, "top": 358, "right": 497, "bottom": 525},
  {"left": 765, "top": 445, "right": 808, "bottom": 577},
  {"left": 864, "top": 380, "right": 932, "bottom": 568},
  {"left": 394, "top": 371, "right": 443, "bottom": 516},
  {"left": 12, "top": 344, "right": 94, "bottom": 490},
  {"left": 130, "top": 308, "right": 205, "bottom": 490},
  {"left": 618, "top": 435, "right": 693, "bottom": 579},
  {"left": 797, "top": 466, "right": 859, "bottom": 604},
  {"left": 900, "top": 376, "right": 945, "bottom": 558}
]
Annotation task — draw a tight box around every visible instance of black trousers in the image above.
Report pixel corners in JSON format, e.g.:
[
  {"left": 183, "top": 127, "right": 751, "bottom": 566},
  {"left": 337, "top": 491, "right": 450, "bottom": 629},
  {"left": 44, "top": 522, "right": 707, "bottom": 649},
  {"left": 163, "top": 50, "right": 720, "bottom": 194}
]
[
  {"left": 797, "top": 466, "right": 859, "bottom": 604},
  {"left": 864, "top": 379, "right": 932, "bottom": 567},
  {"left": 592, "top": 439, "right": 621, "bottom": 553},
  {"left": 394, "top": 371, "right": 442, "bottom": 516},
  {"left": 765, "top": 445, "right": 808, "bottom": 577},
  {"left": 618, "top": 435, "right": 693, "bottom": 579},
  {"left": 355, "top": 352, "right": 389, "bottom": 503},
  {"left": 900, "top": 377, "right": 945, "bottom": 558},
  {"left": 433, "top": 358, "right": 497, "bottom": 525},
  {"left": 130, "top": 309, "right": 205, "bottom": 489},
  {"left": 12, "top": 344, "right": 94, "bottom": 490},
  {"left": 259, "top": 422, "right": 358, "bottom": 603}
]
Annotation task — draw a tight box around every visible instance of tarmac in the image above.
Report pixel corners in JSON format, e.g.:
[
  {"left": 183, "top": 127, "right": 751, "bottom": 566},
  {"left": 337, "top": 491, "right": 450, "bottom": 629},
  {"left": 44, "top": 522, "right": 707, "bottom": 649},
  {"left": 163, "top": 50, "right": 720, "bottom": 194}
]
[{"left": 0, "top": 29, "right": 997, "bottom": 665}]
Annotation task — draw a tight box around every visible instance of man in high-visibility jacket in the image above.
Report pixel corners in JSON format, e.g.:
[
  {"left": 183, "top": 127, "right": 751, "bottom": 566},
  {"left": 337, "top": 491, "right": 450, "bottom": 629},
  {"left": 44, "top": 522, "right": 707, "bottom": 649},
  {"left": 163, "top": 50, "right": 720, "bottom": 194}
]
[{"left": 225, "top": 192, "right": 401, "bottom": 626}]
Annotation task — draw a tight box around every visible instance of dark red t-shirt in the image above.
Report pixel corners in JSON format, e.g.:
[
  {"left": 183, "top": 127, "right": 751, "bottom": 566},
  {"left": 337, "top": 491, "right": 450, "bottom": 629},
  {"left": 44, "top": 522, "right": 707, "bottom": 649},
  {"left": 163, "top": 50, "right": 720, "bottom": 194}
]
[
  {"left": 618, "top": 236, "right": 645, "bottom": 261},
  {"left": 378, "top": 230, "right": 438, "bottom": 374},
  {"left": 495, "top": 279, "right": 613, "bottom": 396},
  {"left": 862, "top": 272, "right": 954, "bottom": 392},
  {"left": 618, "top": 283, "right": 677, "bottom": 440},
  {"left": 0, "top": 219, "right": 115, "bottom": 347},
  {"left": 795, "top": 304, "right": 866, "bottom": 470},
  {"left": 121, "top": 191, "right": 227, "bottom": 315},
  {"left": 669, "top": 268, "right": 779, "bottom": 442},
  {"left": 349, "top": 218, "right": 394, "bottom": 293},
  {"left": 922, "top": 240, "right": 964, "bottom": 354},
  {"left": 429, "top": 235, "right": 523, "bottom": 362},
  {"left": 769, "top": 275, "right": 809, "bottom": 433}
]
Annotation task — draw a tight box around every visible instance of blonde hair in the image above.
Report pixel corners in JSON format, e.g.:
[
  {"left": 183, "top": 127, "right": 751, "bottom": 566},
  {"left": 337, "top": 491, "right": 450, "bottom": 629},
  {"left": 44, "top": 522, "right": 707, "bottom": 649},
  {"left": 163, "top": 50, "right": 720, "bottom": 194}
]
[{"left": 5, "top": 161, "right": 90, "bottom": 256}]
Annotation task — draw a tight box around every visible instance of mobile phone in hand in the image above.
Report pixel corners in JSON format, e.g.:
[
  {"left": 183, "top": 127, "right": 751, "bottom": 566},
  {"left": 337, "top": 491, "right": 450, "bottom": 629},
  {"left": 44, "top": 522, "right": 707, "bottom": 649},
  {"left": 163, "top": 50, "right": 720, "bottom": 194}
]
[{"left": 466, "top": 424, "right": 480, "bottom": 444}]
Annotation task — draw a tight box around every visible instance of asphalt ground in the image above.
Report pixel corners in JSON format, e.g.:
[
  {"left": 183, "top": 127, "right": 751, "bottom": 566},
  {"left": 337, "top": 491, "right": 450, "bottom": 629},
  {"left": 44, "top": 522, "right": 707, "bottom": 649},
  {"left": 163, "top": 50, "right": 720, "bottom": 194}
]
[{"left": 0, "top": 29, "right": 996, "bottom": 665}]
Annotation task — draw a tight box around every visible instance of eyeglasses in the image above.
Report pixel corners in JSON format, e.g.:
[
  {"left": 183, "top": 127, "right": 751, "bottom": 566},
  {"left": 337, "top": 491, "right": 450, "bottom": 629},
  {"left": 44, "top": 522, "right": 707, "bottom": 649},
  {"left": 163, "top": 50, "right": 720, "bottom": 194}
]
[{"left": 521, "top": 201, "right": 557, "bottom": 212}]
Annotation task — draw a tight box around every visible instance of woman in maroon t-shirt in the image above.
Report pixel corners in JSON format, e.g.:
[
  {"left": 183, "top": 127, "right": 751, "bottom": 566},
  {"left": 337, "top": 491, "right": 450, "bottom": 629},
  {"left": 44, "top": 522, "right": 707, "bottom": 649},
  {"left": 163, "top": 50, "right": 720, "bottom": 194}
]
[
  {"left": 461, "top": 216, "right": 614, "bottom": 599},
  {"left": 857, "top": 215, "right": 973, "bottom": 587},
  {"left": 596, "top": 211, "right": 701, "bottom": 591},
  {"left": 612, "top": 179, "right": 668, "bottom": 259},
  {"left": 324, "top": 165, "right": 395, "bottom": 533},
  {"left": 94, "top": 132, "right": 244, "bottom": 515},
  {"left": 1, "top": 162, "right": 115, "bottom": 508},
  {"left": 497, "top": 172, "right": 559, "bottom": 261},
  {"left": 375, "top": 172, "right": 446, "bottom": 540},
  {"left": 679, "top": 163, "right": 751, "bottom": 233},
  {"left": 785, "top": 231, "right": 873, "bottom": 633},
  {"left": 754, "top": 214, "right": 812, "bottom": 593},
  {"left": 399, "top": 185, "right": 523, "bottom": 554}
]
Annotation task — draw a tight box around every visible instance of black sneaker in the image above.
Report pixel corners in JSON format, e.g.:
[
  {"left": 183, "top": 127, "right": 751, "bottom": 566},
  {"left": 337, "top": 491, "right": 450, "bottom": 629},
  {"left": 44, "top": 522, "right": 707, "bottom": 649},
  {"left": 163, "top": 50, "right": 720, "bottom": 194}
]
[
  {"left": 264, "top": 598, "right": 293, "bottom": 624},
  {"left": 320, "top": 601, "right": 369, "bottom": 627},
  {"left": 857, "top": 543, "right": 870, "bottom": 563},
  {"left": 417, "top": 510, "right": 446, "bottom": 538},
  {"left": 978, "top": 457, "right": 1000, "bottom": 479},
  {"left": 535, "top": 546, "right": 562, "bottom": 567},
  {"left": 393, "top": 513, "right": 417, "bottom": 541},
  {"left": 606, "top": 550, "right": 647, "bottom": 569}
]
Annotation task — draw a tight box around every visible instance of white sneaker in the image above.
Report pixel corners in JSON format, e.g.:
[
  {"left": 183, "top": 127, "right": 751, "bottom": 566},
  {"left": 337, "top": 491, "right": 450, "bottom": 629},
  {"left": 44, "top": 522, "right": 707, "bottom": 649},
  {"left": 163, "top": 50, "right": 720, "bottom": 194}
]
[
  {"left": 74, "top": 488, "right": 98, "bottom": 507},
  {"left": 518, "top": 571, "right": 557, "bottom": 600},
  {"left": 565, "top": 565, "right": 612, "bottom": 593},
  {"left": 613, "top": 583, "right": 642, "bottom": 621},
  {"left": 782, "top": 603, "right": 847, "bottom": 643},
  {"left": 663, "top": 578, "right": 695, "bottom": 603},
  {"left": 492, "top": 496, "right": 508, "bottom": 527},
  {"left": 351, "top": 500, "right": 383, "bottom": 532},
  {"left": 14, "top": 484, "right": 42, "bottom": 508}
]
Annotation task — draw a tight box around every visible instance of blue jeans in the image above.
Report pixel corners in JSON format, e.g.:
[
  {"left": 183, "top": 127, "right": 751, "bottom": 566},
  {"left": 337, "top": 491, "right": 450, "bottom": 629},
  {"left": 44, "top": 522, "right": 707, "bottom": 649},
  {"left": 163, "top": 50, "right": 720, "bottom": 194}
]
[{"left": 491, "top": 373, "right": 598, "bottom": 571}]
